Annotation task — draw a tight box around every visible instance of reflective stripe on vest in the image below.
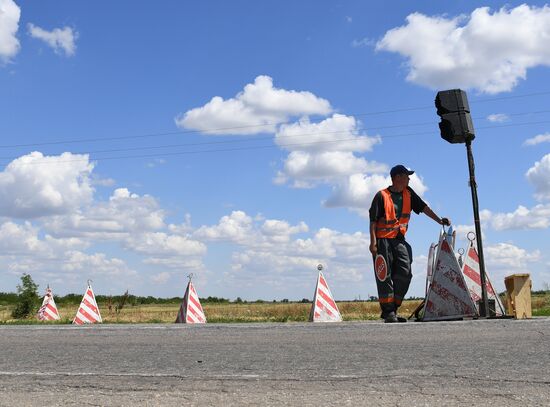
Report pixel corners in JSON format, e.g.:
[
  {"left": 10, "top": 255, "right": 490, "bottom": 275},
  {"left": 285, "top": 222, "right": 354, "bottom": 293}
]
[{"left": 375, "top": 188, "right": 411, "bottom": 239}]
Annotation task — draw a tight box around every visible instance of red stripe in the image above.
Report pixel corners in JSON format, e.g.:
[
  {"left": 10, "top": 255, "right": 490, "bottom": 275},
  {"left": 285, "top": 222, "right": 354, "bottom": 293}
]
[
  {"left": 73, "top": 316, "right": 84, "bottom": 325},
  {"left": 316, "top": 299, "right": 334, "bottom": 317},
  {"left": 189, "top": 295, "right": 203, "bottom": 313},
  {"left": 319, "top": 275, "right": 329, "bottom": 290},
  {"left": 46, "top": 303, "right": 58, "bottom": 315},
  {"left": 467, "top": 247, "right": 479, "bottom": 262},
  {"left": 187, "top": 305, "right": 205, "bottom": 322},
  {"left": 317, "top": 288, "right": 338, "bottom": 311},
  {"left": 83, "top": 298, "right": 98, "bottom": 314},
  {"left": 463, "top": 264, "right": 481, "bottom": 286},
  {"left": 78, "top": 307, "right": 98, "bottom": 323}
]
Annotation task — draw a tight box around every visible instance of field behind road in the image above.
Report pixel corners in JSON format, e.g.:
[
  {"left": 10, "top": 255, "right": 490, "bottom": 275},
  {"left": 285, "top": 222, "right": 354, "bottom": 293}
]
[
  {"left": 1, "top": 318, "right": 549, "bottom": 406},
  {"left": 1, "top": 293, "right": 549, "bottom": 323}
]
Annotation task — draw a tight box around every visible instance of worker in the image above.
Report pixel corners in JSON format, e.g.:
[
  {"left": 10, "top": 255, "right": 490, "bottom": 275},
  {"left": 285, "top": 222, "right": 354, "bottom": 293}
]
[{"left": 369, "top": 164, "right": 450, "bottom": 323}]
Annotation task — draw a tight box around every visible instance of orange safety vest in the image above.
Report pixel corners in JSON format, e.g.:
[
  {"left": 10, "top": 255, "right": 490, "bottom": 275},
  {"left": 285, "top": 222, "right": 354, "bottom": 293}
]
[{"left": 375, "top": 188, "right": 411, "bottom": 238}]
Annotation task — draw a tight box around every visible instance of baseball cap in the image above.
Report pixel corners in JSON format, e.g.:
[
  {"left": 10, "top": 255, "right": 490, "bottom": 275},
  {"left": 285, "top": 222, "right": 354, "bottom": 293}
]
[{"left": 390, "top": 164, "right": 414, "bottom": 177}]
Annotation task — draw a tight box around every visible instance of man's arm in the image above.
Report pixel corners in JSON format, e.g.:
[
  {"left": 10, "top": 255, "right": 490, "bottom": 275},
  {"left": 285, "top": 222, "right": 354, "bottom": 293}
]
[
  {"left": 422, "top": 206, "right": 450, "bottom": 226},
  {"left": 369, "top": 221, "right": 377, "bottom": 256}
]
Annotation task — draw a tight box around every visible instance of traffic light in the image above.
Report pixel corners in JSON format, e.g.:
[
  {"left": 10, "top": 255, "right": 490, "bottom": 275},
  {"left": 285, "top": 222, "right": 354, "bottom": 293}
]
[{"left": 435, "top": 89, "right": 475, "bottom": 143}]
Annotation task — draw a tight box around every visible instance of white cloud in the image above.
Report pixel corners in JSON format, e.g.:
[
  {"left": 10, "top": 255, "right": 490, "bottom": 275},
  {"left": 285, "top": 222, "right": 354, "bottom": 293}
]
[
  {"left": 275, "top": 114, "right": 380, "bottom": 153},
  {"left": 324, "top": 172, "right": 428, "bottom": 218},
  {"left": 526, "top": 154, "right": 550, "bottom": 201},
  {"left": 485, "top": 242, "right": 541, "bottom": 272},
  {"left": 43, "top": 188, "right": 166, "bottom": 239},
  {"left": 124, "top": 232, "right": 206, "bottom": 257},
  {"left": 194, "top": 210, "right": 255, "bottom": 244},
  {"left": 486, "top": 113, "right": 509, "bottom": 122},
  {"left": 226, "top": 225, "right": 370, "bottom": 297},
  {"left": 274, "top": 114, "right": 384, "bottom": 188},
  {"left": 524, "top": 133, "right": 550, "bottom": 146},
  {"left": 0, "top": 152, "right": 94, "bottom": 219},
  {"left": 0, "top": 0, "right": 20, "bottom": 63},
  {"left": 27, "top": 23, "right": 78, "bottom": 56},
  {"left": 376, "top": 5, "right": 550, "bottom": 93},
  {"left": 175, "top": 75, "right": 332, "bottom": 135},
  {"left": 482, "top": 204, "right": 550, "bottom": 231}
]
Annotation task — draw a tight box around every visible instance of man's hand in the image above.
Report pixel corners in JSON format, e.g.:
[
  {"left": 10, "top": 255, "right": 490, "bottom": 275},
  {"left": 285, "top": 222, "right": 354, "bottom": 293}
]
[
  {"left": 441, "top": 217, "right": 451, "bottom": 226},
  {"left": 369, "top": 241, "right": 377, "bottom": 256}
]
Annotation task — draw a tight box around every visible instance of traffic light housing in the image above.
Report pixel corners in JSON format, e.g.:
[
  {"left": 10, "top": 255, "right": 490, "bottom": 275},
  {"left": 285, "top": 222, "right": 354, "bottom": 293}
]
[{"left": 435, "top": 89, "right": 475, "bottom": 143}]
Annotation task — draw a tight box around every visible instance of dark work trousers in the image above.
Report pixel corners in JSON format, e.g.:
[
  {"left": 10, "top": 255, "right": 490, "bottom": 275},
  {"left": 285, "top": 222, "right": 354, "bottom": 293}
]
[{"left": 374, "top": 237, "right": 413, "bottom": 317}]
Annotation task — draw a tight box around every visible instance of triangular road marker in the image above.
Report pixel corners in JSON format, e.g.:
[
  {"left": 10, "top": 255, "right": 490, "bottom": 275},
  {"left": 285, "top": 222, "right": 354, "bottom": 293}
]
[
  {"left": 422, "top": 237, "right": 477, "bottom": 321},
  {"left": 462, "top": 240, "right": 505, "bottom": 316},
  {"left": 73, "top": 281, "right": 102, "bottom": 325},
  {"left": 175, "top": 277, "right": 206, "bottom": 324},
  {"left": 309, "top": 269, "right": 342, "bottom": 322},
  {"left": 37, "top": 286, "right": 60, "bottom": 321}
]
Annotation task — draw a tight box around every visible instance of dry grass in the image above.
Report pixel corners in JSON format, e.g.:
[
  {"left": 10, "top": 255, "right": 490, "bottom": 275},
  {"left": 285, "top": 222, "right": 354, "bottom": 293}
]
[
  {"left": 0, "top": 301, "right": 421, "bottom": 324},
  {"left": 1, "top": 295, "right": 548, "bottom": 323}
]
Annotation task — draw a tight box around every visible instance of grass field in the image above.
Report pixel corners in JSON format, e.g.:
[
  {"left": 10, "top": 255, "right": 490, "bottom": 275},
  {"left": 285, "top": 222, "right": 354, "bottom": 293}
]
[{"left": 1, "top": 293, "right": 549, "bottom": 323}]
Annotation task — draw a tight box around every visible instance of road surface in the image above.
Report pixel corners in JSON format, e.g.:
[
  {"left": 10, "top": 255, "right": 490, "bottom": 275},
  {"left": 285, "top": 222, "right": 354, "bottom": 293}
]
[{"left": 1, "top": 318, "right": 549, "bottom": 406}]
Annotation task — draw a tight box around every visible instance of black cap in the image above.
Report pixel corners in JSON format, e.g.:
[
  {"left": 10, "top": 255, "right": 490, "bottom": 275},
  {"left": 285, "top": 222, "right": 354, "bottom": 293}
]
[{"left": 390, "top": 164, "right": 414, "bottom": 177}]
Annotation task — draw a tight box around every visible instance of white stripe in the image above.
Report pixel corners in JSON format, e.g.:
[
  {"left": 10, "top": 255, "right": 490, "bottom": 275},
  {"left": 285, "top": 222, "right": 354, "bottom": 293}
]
[{"left": 80, "top": 302, "right": 100, "bottom": 320}]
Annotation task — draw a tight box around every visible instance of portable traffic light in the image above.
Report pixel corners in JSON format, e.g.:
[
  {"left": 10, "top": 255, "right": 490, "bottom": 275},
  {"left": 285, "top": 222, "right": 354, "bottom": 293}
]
[{"left": 435, "top": 89, "right": 475, "bottom": 143}]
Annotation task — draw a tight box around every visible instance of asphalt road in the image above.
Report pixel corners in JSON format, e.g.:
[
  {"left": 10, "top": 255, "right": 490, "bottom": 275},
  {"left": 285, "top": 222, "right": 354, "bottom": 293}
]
[{"left": 1, "top": 318, "right": 549, "bottom": 406}]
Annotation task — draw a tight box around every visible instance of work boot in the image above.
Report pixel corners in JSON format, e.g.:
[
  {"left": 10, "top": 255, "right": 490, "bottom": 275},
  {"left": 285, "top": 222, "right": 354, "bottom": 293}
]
[
  {"left": 384, "top": 311, "right": 398, "bottom": 323},
  {"left": 396, "top": 315, "right": 407, "bottom": 322}
]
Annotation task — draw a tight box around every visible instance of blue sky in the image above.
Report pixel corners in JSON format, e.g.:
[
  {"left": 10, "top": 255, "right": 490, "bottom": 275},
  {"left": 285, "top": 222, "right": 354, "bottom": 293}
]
[{"left": 1, "top": 1, "right": 549, "bottom": 301}]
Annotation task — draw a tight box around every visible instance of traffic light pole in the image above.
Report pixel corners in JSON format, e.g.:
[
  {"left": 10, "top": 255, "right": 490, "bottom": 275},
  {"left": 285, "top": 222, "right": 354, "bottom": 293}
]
[{"left": 465, "top": 139, "right": 490, "bottom": 317}]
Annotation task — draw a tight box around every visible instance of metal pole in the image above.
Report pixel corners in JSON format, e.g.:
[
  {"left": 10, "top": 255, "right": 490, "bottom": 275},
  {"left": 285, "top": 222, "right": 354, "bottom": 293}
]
[{"left": 465, "top": 140, "right": 489, "bottom": 317}]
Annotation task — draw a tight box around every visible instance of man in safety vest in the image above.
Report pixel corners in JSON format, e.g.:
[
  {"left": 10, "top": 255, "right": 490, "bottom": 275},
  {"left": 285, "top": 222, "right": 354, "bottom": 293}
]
[{"left": 369, "top": 164, "right": 450, "bottom": 323}]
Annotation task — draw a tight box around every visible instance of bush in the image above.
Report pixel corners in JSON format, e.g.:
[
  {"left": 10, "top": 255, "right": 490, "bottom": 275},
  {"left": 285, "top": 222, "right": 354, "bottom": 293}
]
[{"left": 11, "top": 274, "right": 40, "bottom": 319}]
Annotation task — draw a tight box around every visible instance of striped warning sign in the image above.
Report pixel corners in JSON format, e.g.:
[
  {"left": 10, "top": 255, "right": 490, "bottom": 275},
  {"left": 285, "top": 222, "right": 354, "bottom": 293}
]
[
  {"left": 423, "top": 238, "right": 477, "bottom": 321},
  {"left": 462, "top": 241, "right": 505, "bottom": 316},
  {"left": 175, "top": 280, "right": 206, "bottom": 324},
  {"left": 309, "top": 271, "right": 342, "bottom": 322},
  {"left": 73, "top": 283, "right": 102, "bottom": 325},
  {"left": 37, "top": 286, "right": 60, "bottom": 321}
]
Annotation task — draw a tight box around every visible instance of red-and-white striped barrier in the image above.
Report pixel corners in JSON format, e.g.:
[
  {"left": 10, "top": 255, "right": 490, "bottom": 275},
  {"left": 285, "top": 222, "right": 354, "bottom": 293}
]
[
  {"left": 175, "top": 280, "right": 206, "bottom": 324},
  {"left": 423, "top": 237, "right": 477, "bottom": 321},
  {"left": 462, "top": 241, "right": 505, "bottom": 316},
  {"left": 309, "top": 271, "right": 342, "bottom": 322},
  {"left": 37, "top": 286, "right": 60, "bottom": 321},
  {"left": 73, "top": 283, "right": 102, "bottom": 325}
]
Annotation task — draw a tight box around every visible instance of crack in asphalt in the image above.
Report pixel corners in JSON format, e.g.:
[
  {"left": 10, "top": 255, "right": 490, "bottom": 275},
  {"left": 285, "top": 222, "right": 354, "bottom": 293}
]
[{"left": 2, "top": 371, "right": 550, "bottom": 386}]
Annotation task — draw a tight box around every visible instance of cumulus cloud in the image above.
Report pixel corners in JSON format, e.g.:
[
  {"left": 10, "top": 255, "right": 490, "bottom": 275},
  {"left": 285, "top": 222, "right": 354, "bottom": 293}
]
[
  {"left": 194, "top": 210, "right": 256, "bottom": 244},
  {"left": 0, "top": 152, "right": 94, "bottom": 218},
  {"left": 376, "top": 5, "right": 550, "bottom": 93},
  {"left": 226, "top": 224, "right": 370, "bottom": 297},
  {"left": 175, "top": 75, "right": 332, "bottom": 135},
  {"left": 324, "top": 172, "right": 428, "bottom": 218},
  {"left": 0, "top": 0, "right": 20, "bottom": 63},
  {"left": 481, "top": 204, "right": 550, "bottom": 231},
  {"left": 486, "top": 113, "right": 509, "bottom": 122},
  {"left": 274, "top": 114, "right": 384, "bottom": 188},
  {"left": 526, "top": 153, "right": 550, "bottom": 201},
  {"left": 485, "top": 243, "right": 541, "bottom": 273},
  {"left": 27, "top": 23, "right": 78, "bottom": 56},
  {"left": 43, "top": 188, "right": 165, "bottom": 239},
  {"left": 524, "top": 133, "right": 550, "bottom": 146}
]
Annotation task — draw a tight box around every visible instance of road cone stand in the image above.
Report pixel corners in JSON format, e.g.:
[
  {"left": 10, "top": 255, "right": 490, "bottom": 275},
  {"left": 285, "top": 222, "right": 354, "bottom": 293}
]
[
  {"left": 175, "top": 274, "right": 207, "bottom": 324},
  {"left": 462, "top": 233, "right": 505, "bottom": 316},
  {"left": 309, "top": 264, "right": 342, "bottom": 322},
  {"left": 73, "top": 280, "right": 103, "bottom": 325},
  {"left": 37, "top": 285, "right": 61, "bottom": 321},
  {"left": 420, "top": 229, "right": 477, "bottom": 321}
]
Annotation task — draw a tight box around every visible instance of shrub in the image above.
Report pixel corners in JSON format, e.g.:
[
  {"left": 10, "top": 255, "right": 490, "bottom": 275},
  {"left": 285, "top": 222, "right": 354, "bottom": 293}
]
[{"left": 11, "top": 274, "right": 40, "bottom": 319}]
